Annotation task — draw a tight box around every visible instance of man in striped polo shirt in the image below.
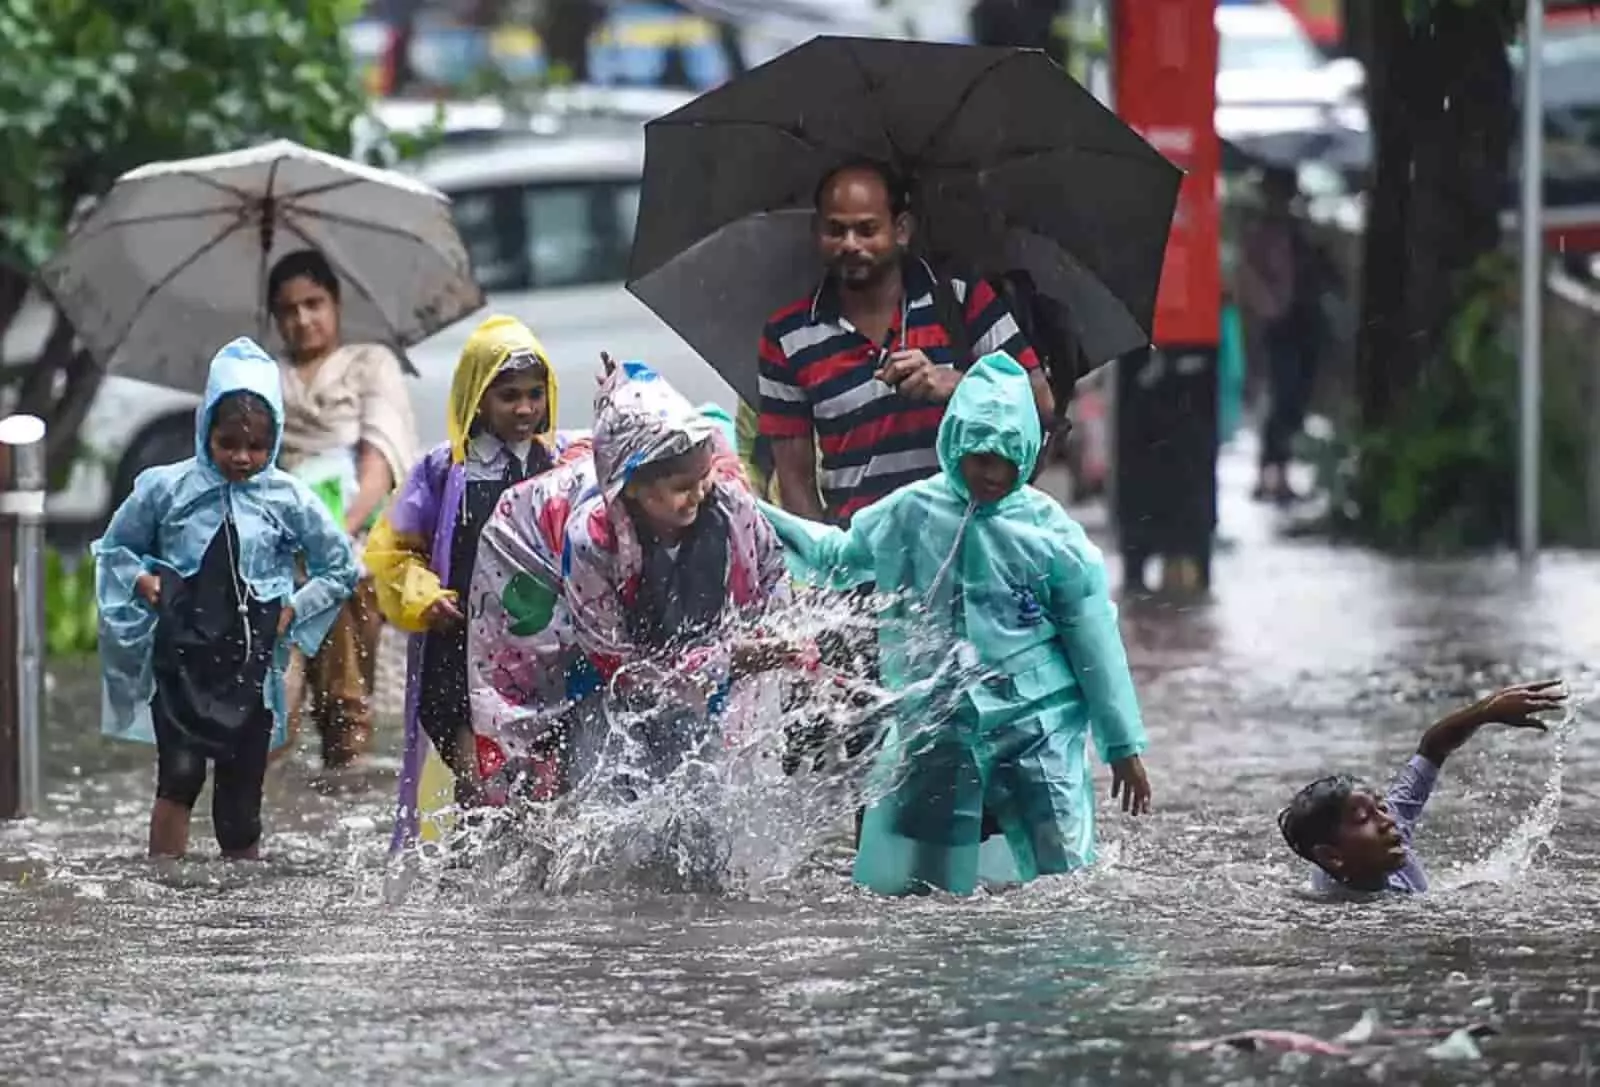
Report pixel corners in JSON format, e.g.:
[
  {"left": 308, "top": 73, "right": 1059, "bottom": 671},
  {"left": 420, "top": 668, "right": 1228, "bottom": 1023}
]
[{"left": 758, "top": 160, "right": 1052, "bottom": 526}]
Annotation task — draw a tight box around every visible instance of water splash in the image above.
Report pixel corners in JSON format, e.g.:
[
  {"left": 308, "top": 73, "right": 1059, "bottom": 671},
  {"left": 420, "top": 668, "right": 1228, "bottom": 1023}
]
[
  {"left": 389, "top": 590, "right": 994, "bottom": 901},
  {"left": 1440, "top": 682, "right": 1582, "bottom": 890}
]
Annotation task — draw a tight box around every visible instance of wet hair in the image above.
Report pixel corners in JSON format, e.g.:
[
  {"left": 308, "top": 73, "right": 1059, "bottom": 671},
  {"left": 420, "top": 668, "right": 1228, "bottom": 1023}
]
[
  {"left": 267, "top": 249, "right": 341, "bottom": 309},
  {"left": 1277, "top": 774, "right": 1363, "bottom": 866},
  {"left": 627, "top": 437, "right": 713, "bottom": 490},
  {"left": 813, "top": 158, "right": 910, "bottom": 218},
  {"left": 209, "top": 390, "right": 276, "bottom": 437}
]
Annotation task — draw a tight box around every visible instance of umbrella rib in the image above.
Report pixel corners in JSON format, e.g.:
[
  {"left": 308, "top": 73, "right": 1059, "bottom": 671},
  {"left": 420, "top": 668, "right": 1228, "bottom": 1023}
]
[
  {"left": 272, "top": 176, "right": 366, "bottom": 204},
  {"left": 63, "top": 207, "right": 240, "bottom": 248},
  {"left": 646, "top": 115, "right": 865, "bottom": 162},
  {"left": 839, "top": 38, "right": 907, "bottom": 172},
  {"left": 104, "top": 216, "right": 250, "bottom": 357},
  {"left": 912, "top": 52, "right": 1023, "bottom": 166},
  {"left": 283, "top": 203, "right": 451, "bottom": 246},
  {"left": 277, "top": 211, "right": 414, "bottom": 360},
  {"left": 182, "top": 171, "right": 261, "bottom": 205}
]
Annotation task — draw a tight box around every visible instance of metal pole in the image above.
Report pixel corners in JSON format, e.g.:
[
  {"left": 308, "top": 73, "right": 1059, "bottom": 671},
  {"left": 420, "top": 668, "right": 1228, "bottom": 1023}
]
[
  {"left": 1518, "top": 0, "right": 1545, "bottom": 566},
  {"left": 0, "top": 414, "right": 47, "bottom": 818}
]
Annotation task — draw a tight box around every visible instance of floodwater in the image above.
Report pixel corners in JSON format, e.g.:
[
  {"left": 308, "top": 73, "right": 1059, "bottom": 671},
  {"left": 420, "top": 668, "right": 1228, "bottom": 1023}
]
[{"left": 4, "top": 455, "right": 1600, "bottom": 1086}]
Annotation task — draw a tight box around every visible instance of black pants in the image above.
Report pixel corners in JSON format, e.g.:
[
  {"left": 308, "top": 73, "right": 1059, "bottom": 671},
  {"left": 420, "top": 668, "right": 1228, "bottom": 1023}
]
[
  {"left": 153, "top": 689, "right": 274, "bottom": 853},
  {"left": 1260, "top": 318, "right": 1318, "bottom": 471}
]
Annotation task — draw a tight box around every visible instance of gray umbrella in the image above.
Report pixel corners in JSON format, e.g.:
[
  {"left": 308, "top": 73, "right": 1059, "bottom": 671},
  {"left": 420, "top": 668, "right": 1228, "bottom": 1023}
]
[{"left": 627, "top": 35, "right": 1181, "bottom": 407}]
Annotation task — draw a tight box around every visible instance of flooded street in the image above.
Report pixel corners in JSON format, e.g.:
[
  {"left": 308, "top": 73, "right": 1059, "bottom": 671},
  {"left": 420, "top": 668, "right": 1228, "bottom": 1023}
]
[{"left": 5, "top": 456, "right": 1600, "bottom": 1086}]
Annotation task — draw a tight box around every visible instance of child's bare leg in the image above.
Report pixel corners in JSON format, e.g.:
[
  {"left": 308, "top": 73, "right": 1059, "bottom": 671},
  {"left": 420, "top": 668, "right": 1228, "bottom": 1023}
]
[{"left": 148, "top": 798, "right": 192, "bottom": 858}]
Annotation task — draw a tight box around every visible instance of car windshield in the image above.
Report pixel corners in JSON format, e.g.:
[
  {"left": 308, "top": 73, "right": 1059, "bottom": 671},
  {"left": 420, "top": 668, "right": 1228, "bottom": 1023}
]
[
  {"left": 446, "top": 179, "right": 642, "bottom": 292},
  {"left": 1219, "top": 29, "right": 1322, "bottom": 73}
]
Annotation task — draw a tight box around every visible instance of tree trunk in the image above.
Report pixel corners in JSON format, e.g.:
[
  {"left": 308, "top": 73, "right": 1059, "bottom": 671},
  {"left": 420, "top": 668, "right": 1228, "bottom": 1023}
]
[{"left": 1354, "top": 0, "right": 1516, "bottom": 431}]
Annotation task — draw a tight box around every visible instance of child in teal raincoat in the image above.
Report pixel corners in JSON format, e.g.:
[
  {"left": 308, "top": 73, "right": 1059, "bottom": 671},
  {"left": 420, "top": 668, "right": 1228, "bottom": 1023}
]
[
  {"left": 95, "top": 337, "right": 357, "bottom": 859},
  {"left": 759, "top": 351, "right": 1153, "bottom": 896}
]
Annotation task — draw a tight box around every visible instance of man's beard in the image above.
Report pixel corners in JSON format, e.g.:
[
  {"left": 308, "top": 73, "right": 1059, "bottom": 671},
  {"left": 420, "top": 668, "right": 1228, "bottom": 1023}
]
[{"left": 830, "top": 250, "right": 898, "bottom": 288}]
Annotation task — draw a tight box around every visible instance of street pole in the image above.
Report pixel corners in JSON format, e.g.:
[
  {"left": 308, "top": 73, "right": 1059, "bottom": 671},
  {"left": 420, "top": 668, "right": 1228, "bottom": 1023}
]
[
  {"left": 0, "top": 414, "right": 47, "bottom": 819},
  {"left": 1518, "top": 0, "right": 1545, "bottom": 567}
]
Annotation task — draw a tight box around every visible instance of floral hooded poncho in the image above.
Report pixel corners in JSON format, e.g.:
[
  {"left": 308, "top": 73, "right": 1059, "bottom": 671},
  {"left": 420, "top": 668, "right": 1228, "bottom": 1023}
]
[{"left": 562, "top": 361, "right": 788, "bottom": 694}]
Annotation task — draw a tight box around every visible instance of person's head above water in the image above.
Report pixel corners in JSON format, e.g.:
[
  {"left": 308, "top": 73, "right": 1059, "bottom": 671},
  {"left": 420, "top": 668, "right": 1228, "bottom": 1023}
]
[
  {"left": 813, "top": 159, "right": 912, "bottom": 290},
  {"left": 1278, "top": 773, "right": 1407, "bottom": 888},
  {"left": 267, "top": 249, "right": 342, "bottom": 365},
  {"left": 937, "top": 351, "right": 1039, "bottom": 507},
  {"left": 198, "top": 337, "right": 285, "bottom": 484}
]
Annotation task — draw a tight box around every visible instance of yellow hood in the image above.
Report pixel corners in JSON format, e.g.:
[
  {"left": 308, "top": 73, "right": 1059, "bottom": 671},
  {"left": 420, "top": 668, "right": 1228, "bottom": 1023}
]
[{"left": 446, "top": 315, "right": 558, "bottom": 464}]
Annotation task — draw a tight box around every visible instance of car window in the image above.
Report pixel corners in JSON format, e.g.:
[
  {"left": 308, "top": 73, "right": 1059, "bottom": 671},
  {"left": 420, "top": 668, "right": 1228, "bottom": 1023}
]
[
  {"left": 1219, "top": 31, "right": 1322, "bottom": 74},
  {"left": 445, "top": 180, "right": 643, "bottom": 292}
]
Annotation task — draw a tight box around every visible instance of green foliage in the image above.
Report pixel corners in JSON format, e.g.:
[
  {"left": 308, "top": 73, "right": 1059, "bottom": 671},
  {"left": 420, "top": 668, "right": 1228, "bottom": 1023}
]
[
  {"left": 1328, "top": 254, "right": 1592, "bottom": 552},
  {"left": 45, "top": 546, "right": 97, "bottom": 657},
  {"left": 0, "top": 0, "right": 370, "bottom": 272}
]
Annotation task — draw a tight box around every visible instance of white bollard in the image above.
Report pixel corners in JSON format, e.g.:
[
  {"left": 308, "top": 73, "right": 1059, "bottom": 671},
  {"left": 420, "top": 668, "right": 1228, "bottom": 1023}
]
[{"left": 0, "top": 413, "right": 47, "bottom": 818}]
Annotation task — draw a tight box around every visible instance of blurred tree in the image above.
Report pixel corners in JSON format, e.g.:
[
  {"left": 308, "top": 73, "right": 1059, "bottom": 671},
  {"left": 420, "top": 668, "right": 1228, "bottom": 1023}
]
[
  {"left": 0, "top": 0, "right": 371, "bottom": 476},
  {"left": 1350, "top": 0, "right": 1517, "bottom": 431}
]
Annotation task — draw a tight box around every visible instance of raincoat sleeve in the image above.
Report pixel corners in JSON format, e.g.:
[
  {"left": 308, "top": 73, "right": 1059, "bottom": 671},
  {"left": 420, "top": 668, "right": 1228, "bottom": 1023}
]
[
  {"left": 755, "top": 497, "right": 879, "bottom": 591},
  {"left": 1046, "top": 512, "right": 1146, "bottom": 765},
  {"left": 467, "top": 476, "right": 579, "bottom": 753},
  {"left": 93, "top": 467, "right": 170, "bottom": 734},
  {"left": 283, "top": 479, "right": 360, "bottom": 657},
  {"left": 364, "top": 454, "right": 451, "bottom": 633}
]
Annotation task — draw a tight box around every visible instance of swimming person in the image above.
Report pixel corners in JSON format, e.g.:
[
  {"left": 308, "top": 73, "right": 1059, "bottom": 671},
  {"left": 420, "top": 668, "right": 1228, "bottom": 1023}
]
[
  {"left": 364, "top": 316, "right": 585, "bottom": 851},
  {"left": 560, "top": 360, "right": 792, "bottom": 796},
  {"left": 1278, "top": 679, "right": 1567, "bottom": 895},
  {"left": 758, "top": 351, "right": 1152, "bottom": 897},
  {"left": 95, "top": 337, "right": 357, "bottom": 859}
]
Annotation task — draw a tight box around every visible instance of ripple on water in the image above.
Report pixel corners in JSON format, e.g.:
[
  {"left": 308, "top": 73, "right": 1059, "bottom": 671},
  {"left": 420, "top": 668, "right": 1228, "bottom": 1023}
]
[{"left": 6, "top": 541, "right": 1600, "bottom": 1083}]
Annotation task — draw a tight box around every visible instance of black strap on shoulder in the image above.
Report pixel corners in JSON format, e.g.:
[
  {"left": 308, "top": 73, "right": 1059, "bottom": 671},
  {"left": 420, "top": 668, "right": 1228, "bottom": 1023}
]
[{"left": 932, "top": 274, "right": 973, "bottom": 368}]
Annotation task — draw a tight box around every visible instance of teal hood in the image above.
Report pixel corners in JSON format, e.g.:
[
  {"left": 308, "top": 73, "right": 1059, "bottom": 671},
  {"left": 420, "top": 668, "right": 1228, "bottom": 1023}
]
[
  {"left": 195, "top": 337, "right": 285, "bottom": 471},
  {"left": 935, "top": 351, "right": 1040, "bottom": 504}
]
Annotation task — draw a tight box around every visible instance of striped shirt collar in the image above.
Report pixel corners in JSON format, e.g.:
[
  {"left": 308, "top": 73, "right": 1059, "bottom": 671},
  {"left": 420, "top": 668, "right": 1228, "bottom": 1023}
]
[{"left": 808, "top": 256, "right": 940, "bottom": 325}]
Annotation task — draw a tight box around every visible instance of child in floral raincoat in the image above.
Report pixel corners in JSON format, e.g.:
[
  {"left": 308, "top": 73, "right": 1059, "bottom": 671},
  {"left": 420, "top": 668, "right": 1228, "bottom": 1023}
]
[
  {"left": 559, "top": 361, "right": 791, "bottom": 794},
  {"left": 364, "top": 315, "right": 585, "bottom": 851},
  {"left": 466, "top": 399, "right": 750, "bottom": 804}
]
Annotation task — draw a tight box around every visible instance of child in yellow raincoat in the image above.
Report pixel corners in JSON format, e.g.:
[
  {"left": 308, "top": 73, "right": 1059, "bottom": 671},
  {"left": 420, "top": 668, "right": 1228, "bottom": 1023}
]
[{"left": 365, "top": 315, "right": 587, "bottom": 852}]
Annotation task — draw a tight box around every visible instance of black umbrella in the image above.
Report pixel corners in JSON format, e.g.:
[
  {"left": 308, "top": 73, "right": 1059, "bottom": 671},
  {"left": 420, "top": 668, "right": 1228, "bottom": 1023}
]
[{"left": 626, "top": 35, "right": 1182, "bottom": 407}]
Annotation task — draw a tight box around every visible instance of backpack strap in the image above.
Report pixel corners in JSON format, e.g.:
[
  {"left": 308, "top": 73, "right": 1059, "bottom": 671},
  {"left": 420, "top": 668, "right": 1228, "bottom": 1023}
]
[{"left": 932, "top": 274, "right": 973, "bottom": 368}]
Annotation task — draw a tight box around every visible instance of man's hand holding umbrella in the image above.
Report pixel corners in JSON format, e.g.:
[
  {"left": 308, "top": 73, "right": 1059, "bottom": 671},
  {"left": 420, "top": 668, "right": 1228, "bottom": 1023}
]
[{"left": 876, "top": 348, "right": 960, "bottom": 403}]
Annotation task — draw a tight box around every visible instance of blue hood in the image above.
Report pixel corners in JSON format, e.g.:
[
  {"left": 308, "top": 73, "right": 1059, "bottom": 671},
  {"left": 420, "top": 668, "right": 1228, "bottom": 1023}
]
[
  {"left": 935, "top": 351, "right": 1041, "bottom": 503},
  {"left": 196, "top": 337, "right": 285, "bottom": 472}
]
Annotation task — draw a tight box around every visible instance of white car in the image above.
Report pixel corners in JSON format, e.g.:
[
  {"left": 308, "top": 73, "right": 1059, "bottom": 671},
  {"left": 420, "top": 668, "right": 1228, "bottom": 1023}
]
[
  {"left": 1215, "top": 2, "right": 1366, "bottom": 142},
  {"left": 42, "top": 131, "right": 737, "bottom": 529}
]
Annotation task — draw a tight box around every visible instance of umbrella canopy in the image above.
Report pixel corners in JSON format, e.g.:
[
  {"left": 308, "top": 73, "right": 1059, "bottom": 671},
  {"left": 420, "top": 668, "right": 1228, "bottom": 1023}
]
[
  {"left": 626, "top": 35, "right": 1181, "bottom": 407},
  {"left": 40, "top": 139, "right": 484, "bottom": 390}
]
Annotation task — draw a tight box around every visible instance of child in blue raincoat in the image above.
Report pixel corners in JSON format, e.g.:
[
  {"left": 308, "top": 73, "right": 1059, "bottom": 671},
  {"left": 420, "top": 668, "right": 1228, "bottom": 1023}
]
[
  {"left": 759, "top": 351, "right": 1153, "bottom": 896},
  {"left": 95, "top": 338, "right": 357, "bottom": 860}
]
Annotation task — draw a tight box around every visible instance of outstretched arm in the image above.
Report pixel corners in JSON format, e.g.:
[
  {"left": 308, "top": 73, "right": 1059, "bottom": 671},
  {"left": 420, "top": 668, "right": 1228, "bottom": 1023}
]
[{"left": 1417, "top": 679, "right": 1566, "bottom": 766}]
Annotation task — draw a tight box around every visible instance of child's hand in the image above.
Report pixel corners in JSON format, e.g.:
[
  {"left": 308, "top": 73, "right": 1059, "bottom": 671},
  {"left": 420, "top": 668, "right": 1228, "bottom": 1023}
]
[
  {"left": 277, "top": 606, "right": 296, "bottom": 637},
  {"left": 1473, "top": 679, "right": 1567, "bottom": 731},
  {"left": 134, "top": 572, "right": 161, "bottom": 606},
  {"left": 424, "top": 596, "right": 464, "bottom": 631},
  {"left": 1110, "top": 755, "right": 1152, "bottom": 816}
]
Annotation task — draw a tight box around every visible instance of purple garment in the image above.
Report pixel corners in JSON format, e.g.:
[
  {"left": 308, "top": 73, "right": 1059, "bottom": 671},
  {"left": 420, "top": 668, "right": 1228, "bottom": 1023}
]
[
  {"left": 386, "top": 444, "right": 468, "bottom": 854},
  {"left": 1311, "top": 754, "right": 1439, "bottom": 896}
]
